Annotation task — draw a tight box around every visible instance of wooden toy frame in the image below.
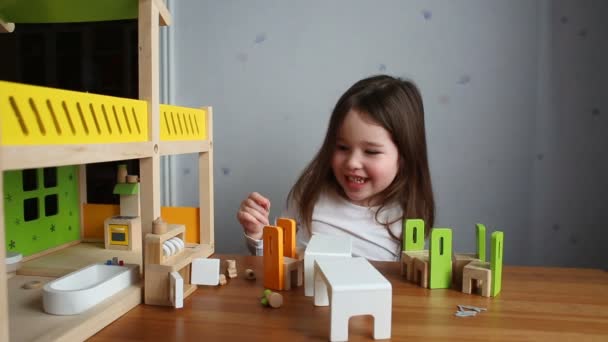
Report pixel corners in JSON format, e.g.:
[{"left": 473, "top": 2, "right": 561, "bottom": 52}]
[{"left": 0, "top": 1, "right": 214, "bottom": 341}]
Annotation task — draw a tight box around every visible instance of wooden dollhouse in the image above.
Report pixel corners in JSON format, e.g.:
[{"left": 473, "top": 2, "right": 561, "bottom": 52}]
[{"left": 0, "top": 1, "right": 215, "bottom": 341}]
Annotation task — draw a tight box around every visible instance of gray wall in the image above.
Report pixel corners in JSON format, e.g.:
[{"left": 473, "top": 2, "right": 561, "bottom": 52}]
[{"left": 164, "top": 0, "right": 607, "bottom": 268}]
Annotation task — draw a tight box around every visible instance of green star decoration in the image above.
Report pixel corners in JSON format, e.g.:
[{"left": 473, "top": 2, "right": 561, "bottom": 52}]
[
  {"left": 9, "top": 240, "right": 15, "bottom": 249},
  {"left": 15, "top": 218, "right": 21, "bottom": 225},
  {"left": 50, "top": 224, "right": 56, "bottom": 232},
  {"left": 32, "top": 235, "right": 38, "bottom": 241},
  {"left": 5, "top": 194, "right": 12, "bottom": 202}
]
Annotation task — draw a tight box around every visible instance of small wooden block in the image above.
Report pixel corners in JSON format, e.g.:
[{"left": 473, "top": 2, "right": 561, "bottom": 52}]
[
  {"left": 191, "top": 258, "right": 220, "bottom": 285},
  {"left": 169, "top": 271, "right": 184, "bottom": 309},
  {"left": 153, "top": 217, "right": 168, "bottom": 234},
  {"left": 219, "top": 274, "right": 227, "bottom": 285},
  {"left": 268, "top": 292, "right": 283, "bottom": 308},
  {"left": 225, "top": 259, "right": 237, "bottom": 278},
  {"left": 126, "top": 175, "right": 139, "bottom": 183},
  {"left": 245, "top": 269, "right": 256, "bottom": 280}
]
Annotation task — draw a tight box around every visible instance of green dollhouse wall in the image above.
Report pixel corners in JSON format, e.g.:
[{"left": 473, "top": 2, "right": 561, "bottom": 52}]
[{"left": 4, "top": 166, "right": 80, "bottom": 256}]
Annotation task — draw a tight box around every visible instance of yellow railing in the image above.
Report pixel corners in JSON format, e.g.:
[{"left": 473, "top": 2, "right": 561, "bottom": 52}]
[
  {"left": 0, "top": 81, "right": 148, "bottom": 146},
  {"left": 160, "top": 104, "right": 207, "bottom": 141}
]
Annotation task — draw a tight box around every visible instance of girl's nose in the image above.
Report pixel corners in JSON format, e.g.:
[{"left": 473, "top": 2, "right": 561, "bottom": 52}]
[{"left": 346, "top": 152, "right": 362, "bottom": 170}]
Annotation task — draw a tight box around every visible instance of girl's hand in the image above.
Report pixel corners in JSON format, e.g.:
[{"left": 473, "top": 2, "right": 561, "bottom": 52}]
[{"left": 237, "top": 192, "right": 271, "bottom": 240}]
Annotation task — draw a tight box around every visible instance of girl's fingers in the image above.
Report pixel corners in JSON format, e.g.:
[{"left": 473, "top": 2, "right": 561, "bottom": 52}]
[
  {"left": 240, "top": 204, "right": 269, "bottom": 226},
  {"left": 237, "top": 211, "right": 264, "bottom": 234},
  {"left": 237, "top": 193, "right": 271, "bottom": 238},
  {"left": 242, "top": 198, "right": 269, "bottom": 219},
  {"left": 249, "top": 192, "right": 271, "bottom": 212}
]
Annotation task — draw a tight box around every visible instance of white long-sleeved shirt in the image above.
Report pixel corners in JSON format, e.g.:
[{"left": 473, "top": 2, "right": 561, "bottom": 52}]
[{"left": 245, "top": 189, "right": 403, "bottom": 261}]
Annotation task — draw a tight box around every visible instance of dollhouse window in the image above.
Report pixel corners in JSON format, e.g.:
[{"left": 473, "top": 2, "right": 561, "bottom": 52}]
[
  {"left": 24, "top": 197, "right": 39, "bottom": 221},
  {"left": 43, "top": 167, "right": 57, "bottom": 188},
  {"left": 21, "top": 168, "right": 60, "bottom": 220},
  {"left": 22, "top": 169, "right": 38, "bottom": 191},
  {"left": 45, "top": 194, "right": 58, "bottom": 216}
]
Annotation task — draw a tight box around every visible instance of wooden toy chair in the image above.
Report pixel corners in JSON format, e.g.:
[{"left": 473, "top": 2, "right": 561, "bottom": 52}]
[
  {"left": 400, "top": 219, "right": 427, "bottom": 281},
  {"left": 462, "top": 231, "right": 504, "bottom": 297},
  {"left": 453, "top": 223, "right": 486, "bottom": 290},
  {"left": 263, "top": 218, "right": 303, "bottom": 291}
]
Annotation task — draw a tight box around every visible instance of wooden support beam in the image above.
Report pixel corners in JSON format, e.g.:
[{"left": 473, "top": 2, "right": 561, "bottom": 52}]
[
  {"left": 154, "top": 0, "right": 172, "bottom": 26},
  {"left": 0, "top": 143, "right": 154, "bottom": 171},
  {"left": 139, "top": 0, "right": 161, "bottom": 241},
  {"left": 199, "top": 108, "right": 214, "bottom": 247}
]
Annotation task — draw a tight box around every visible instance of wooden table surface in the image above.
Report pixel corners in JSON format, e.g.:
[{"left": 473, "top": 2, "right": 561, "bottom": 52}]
[{"left": 89, "top": 255, "right": 608, "bottom": 341}]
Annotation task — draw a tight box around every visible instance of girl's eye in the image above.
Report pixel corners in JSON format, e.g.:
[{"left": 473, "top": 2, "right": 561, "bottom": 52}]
[
  {"left": 337, "top": 145, "right": 349, "bottom": 151},
  {"left": 366, "top": 150, "right": 381, "bottom": 155}
]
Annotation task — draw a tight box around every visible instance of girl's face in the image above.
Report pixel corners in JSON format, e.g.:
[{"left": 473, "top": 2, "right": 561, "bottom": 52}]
[{"left": 331, "top": 109, "right": 400, "bottom": 207}]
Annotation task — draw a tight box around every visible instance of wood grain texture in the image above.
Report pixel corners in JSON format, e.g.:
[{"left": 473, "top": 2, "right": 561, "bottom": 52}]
[
  {"left": 90, "top": 255, "right": 608, "bottom": 341},
  {"left": 199, "top": 107, "right": 214, "bottom": 249},
  {"left": 8, "top": 275, "right": 141, "bottom": 342},
  {"left": 0, "top": 143, "right": 154, "bottom": 171}
]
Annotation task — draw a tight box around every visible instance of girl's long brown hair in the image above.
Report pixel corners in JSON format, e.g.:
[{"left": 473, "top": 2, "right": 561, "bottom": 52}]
[{"left": 287, "top": 75, "right": 435, "bottom": 243}]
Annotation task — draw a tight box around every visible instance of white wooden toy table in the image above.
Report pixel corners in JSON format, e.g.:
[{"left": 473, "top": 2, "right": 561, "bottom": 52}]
[
  {"left": 304, "top": 234, "right": 352, "bottom": 296},
  {"left": 313, "top": 257, "right": 392, "bottom": 341}
]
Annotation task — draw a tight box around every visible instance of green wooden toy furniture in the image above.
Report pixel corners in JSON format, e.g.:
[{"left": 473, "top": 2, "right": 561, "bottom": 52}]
[
  {"left": 462, "top": 230, "right": 504, "bottom": 297},
  {"left": 400, "top": 219, "right": 428, "bottom": 282}
]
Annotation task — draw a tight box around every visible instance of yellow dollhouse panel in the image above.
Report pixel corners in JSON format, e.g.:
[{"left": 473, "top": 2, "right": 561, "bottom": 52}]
[
  {"left": 160, "top": 104, "right": 207, "bottom": 141},
  {"left": 0, "top": 81, "right": 148, "bottom": 145}
]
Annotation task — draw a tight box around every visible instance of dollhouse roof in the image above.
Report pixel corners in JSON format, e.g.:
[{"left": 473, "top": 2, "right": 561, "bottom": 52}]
[{"left": 0, "top": 0, "right": 137, "bottom": 23}]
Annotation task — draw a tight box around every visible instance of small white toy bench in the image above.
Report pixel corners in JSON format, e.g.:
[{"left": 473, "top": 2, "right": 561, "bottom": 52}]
[
  {"left": 313, "top": 257, "right": 392, "bottom": 341},
  {"left": 304, "top": 234, "right": 352, "bottom": 296}
]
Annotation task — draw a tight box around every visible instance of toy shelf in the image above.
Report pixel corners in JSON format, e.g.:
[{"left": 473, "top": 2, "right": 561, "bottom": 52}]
[{"left": 144, "top": 224, "right": 205, "bottom": 306}]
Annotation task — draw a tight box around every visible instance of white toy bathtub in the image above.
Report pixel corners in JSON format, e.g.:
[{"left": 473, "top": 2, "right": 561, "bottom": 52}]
[{"left": 42, "top": 263, "right": 139, "bottom": 315}]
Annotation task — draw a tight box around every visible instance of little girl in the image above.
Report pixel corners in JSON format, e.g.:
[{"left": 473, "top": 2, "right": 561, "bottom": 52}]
[{"left": 237, "top": 75, "right": 435, "bottom": 261}]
